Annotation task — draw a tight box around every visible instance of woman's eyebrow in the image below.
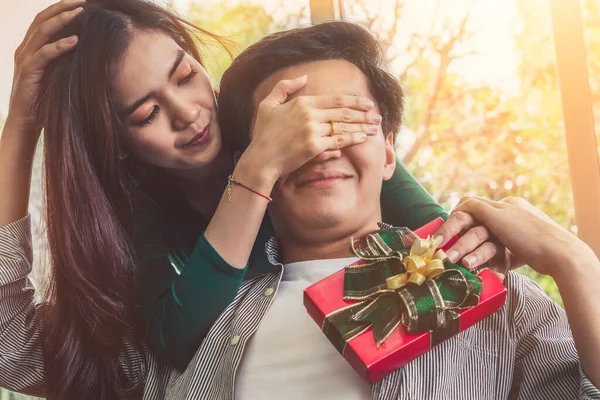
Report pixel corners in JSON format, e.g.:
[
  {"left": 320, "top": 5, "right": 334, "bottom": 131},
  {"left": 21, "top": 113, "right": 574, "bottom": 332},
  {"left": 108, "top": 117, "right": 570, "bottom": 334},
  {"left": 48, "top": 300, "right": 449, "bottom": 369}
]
[
  {"left": 168, "top": 50, "right": 185, "bottom": 79},
  {"left": 121, "top": 50, "right": 186, "bottom": 118}
]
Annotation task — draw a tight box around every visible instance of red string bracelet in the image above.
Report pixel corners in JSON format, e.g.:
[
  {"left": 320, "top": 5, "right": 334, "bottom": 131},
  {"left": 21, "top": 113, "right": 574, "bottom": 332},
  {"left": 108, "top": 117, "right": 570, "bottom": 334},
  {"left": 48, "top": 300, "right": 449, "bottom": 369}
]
[{"left": 227, "top": 175, "right": 273, "bottom": 203}]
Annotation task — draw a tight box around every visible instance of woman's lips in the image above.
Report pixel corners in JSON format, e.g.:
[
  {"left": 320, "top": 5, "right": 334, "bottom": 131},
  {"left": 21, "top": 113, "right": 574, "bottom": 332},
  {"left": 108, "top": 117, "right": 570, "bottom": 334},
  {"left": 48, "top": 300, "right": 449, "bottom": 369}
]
[{"left": 183, "top": 123, "right": 211, "bottom": 148}]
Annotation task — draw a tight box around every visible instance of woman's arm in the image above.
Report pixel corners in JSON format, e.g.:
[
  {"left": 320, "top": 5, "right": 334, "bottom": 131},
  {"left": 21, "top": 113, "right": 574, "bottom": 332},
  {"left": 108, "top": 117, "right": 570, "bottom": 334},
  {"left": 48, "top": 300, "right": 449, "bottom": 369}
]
[
  {"left": 0, "top": 1, "right": 84, "bottom": 226},
  {"left": 139, "top": 88, "right": 381, "bottom": 371},
  {"left": 0, "top": 118, "right": 38, "bottom": 227},
  {"left": 447, "top": 196, "right": 600, "bottom": 390},
  {"left": 0, "top": 96, "right": 46, "bottom": 396},
  {"left": 0, "top": 2, "right": 100, "bottom": 395},
  {"left": 553, "top": 255, "right": 600, "bottom": 390},
  {"left": 205, "top": 82, "right": 379, "bottom": 269}
]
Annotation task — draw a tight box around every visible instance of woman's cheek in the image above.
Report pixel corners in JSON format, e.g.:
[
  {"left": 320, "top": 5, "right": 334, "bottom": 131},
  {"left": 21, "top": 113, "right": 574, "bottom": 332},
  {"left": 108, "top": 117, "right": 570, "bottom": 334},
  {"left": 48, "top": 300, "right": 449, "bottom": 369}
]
[{"left": 129, "top": 126, "right": 172, "bottom": 159}]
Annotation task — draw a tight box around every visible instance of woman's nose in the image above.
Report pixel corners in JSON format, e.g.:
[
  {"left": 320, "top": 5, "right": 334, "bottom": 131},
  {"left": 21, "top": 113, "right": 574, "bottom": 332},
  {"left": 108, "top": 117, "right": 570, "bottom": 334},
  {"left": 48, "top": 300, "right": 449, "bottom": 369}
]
[{"left": 172, "top": 104, "right": 201, "bottom": 131}]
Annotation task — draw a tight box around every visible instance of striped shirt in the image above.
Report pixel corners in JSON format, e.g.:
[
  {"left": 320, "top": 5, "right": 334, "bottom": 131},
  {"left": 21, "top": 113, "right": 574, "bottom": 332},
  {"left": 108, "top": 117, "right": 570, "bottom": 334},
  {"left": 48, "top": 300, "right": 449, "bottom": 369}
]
[{"left": 1, "top": 216, "right": 599, "bottom": 399}]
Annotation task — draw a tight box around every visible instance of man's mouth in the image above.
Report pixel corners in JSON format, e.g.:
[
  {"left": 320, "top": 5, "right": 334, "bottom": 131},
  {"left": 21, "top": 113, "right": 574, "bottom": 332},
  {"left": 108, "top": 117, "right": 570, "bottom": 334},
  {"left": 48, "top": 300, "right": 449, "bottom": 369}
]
[
  {"left": 183, "top": 123, "right": 211, "bottom": 148},
  {"left": 296, "top": 171, "right": 352, "bottom": 188}
]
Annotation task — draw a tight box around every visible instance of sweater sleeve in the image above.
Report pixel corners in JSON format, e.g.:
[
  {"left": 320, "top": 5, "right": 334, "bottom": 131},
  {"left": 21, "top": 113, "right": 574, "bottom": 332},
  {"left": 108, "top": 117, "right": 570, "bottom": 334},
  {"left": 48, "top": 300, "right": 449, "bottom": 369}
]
[
  {"left": 380, "top": 157, "right": 448, "bottom": 228},
  {"left": 137, "top": 227, "right": 249, "bottom": 371}
]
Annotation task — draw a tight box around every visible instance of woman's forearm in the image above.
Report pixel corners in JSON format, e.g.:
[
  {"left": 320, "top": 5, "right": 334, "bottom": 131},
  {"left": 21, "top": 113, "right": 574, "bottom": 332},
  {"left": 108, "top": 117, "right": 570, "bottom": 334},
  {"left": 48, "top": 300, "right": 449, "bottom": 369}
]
[
  {"left": 553, "top": 255, "right": 600, "bottom": 387},
  {"left": 0, "top": 117, "right": 38, "bottom": 227},
  {"left": 203, "top": 151, "right": 277, "bottom": 269}
]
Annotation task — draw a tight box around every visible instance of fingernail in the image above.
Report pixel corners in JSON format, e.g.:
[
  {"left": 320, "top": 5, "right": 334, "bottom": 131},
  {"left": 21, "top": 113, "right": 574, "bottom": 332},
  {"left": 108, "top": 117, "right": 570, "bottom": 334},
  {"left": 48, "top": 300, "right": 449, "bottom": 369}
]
[
  {"left": 361, "top": 99, "right": 375, "bottom": 109},
  {"left": 65, "top": 35, "right": 78, "bottom": 45},
  {"left": 447, "top": 250, "right": 459, "bottom": 263},
  {"left": 463, "top": 255, "right": 477, "bottom": 269},
  {"left": 72, "top": 6, "right": 84, "bottom": 15},
  {"left": 355, "top": 133, "right": 367, "bottom": 141},
  {"left": 433, "top": 235, "right": 444, "bottom": 246},
  {"left": 370, "top": 114, "right": 382, "bottom": 124},
  {"left": 367, "top": 125, "right": 378, "bottom": 134}
]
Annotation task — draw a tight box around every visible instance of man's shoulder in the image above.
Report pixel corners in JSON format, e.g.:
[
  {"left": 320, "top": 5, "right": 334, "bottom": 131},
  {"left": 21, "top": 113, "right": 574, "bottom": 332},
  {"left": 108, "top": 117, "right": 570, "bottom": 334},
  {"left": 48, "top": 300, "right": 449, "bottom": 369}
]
[{"left": 502, "top": 270, "right": 557, "bottom": 307}]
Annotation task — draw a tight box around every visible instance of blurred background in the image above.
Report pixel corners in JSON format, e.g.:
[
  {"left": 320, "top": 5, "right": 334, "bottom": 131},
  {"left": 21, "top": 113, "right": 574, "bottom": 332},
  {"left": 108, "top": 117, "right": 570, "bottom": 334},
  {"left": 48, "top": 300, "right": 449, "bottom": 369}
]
[{"left": 1, "top": 0, "right": 598, "bottom": 398}]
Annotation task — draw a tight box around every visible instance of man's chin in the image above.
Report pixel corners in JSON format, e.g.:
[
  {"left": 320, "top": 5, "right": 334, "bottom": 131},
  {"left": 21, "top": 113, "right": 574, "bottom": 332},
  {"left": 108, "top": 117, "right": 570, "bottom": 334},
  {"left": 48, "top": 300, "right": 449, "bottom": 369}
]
[
  {"left": 304, "top": 214, "right": 345, "bottom": 229},
  {"left": 297, "top": 206, "right": 351, "bottom": 230}
]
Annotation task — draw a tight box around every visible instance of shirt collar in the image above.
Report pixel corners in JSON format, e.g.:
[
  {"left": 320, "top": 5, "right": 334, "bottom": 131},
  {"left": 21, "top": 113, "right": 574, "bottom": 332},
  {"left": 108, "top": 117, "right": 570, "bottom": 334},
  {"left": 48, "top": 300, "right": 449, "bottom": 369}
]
[{"left": 262, "top": 222, "right": 393, "bottom": 268}]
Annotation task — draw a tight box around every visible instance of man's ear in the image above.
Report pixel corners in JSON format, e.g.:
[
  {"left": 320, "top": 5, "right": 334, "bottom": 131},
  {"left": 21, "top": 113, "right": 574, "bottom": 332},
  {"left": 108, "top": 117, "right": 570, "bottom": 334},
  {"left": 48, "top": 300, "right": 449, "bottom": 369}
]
[{"left": 382, "top": 132, "right": 396, "bottom": 181}]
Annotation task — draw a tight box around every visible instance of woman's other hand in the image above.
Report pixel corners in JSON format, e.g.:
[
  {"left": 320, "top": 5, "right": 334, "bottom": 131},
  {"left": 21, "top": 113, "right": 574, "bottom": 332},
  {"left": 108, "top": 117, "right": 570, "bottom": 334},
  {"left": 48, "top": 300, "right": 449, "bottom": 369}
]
[
  {"left": 434, "top": 207, "right": 511, "bottom": 281},
  {"left": 436, "top": 195, "right": 597, "bottom": 280}
]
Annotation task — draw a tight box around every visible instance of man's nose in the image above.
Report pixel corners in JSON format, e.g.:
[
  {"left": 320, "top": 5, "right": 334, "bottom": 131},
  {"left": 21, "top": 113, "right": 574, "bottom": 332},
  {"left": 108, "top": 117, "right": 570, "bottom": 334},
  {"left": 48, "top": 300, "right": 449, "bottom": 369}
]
[{"left": 310, "top": 150, "right": 342, "bottom": 164}]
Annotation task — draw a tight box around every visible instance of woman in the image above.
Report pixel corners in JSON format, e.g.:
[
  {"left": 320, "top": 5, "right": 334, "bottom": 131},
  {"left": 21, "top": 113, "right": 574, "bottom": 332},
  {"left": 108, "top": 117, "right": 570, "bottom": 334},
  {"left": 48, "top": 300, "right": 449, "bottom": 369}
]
[{"left": 0, "top": 0, "right": 498, "bottom": 399}]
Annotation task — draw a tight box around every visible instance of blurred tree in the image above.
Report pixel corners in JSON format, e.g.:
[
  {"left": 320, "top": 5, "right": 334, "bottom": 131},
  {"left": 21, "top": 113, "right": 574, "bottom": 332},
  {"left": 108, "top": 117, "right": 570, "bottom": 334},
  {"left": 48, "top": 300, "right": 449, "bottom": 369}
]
[{"left": 186, "top": 1, "right": 309, "bottom": 85}]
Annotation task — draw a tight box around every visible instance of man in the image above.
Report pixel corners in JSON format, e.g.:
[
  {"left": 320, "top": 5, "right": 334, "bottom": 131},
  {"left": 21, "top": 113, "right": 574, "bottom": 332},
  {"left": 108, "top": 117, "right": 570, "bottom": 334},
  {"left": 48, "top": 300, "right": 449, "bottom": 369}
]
[{"left": 176, "top": 21, "right": 597, "bottom": 399}]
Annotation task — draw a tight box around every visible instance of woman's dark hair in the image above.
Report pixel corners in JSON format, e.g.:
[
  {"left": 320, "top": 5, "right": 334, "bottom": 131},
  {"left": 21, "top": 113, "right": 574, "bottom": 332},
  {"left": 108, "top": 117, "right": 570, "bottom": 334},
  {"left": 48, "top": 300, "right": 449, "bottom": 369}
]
[
  {"left": 36, "top": 1, "right": 224, "bottom": 398},
  {"left": 218, "top": 21, "right": 404, "bottom": 152}
]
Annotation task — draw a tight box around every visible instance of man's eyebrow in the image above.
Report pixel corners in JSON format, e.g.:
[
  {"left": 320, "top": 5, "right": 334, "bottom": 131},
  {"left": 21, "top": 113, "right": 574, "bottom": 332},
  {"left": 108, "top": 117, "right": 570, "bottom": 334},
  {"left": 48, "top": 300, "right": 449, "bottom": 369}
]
[{"left": 120, "top": 50, "right": 186, "bottom": 118}]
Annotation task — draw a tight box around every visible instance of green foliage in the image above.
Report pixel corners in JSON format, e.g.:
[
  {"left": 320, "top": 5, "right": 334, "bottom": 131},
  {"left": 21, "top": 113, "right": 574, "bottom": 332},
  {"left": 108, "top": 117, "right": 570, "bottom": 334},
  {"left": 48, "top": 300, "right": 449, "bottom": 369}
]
[
  {"left": 185, "top": 0, "right": 310, "bottom": 86},
  {"left": 186, "top": 1, "right": 297, "bottom": 86}
]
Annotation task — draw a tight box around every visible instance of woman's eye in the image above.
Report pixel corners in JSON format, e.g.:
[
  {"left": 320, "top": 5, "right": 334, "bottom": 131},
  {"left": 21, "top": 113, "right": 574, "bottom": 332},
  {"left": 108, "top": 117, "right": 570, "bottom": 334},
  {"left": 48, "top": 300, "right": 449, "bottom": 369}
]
[
  {"left": 136, "top": 106, "right": 159, "bottom": 127},
  {"left": 178, "top": 68, "right": 198, "bottom": 86}
]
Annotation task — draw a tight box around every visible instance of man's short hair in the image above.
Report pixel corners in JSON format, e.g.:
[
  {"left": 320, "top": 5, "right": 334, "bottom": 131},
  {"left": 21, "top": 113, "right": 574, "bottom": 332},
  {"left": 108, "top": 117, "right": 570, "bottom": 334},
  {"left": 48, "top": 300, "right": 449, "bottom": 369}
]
[{"left": 218, "top": 21, "right": 405, "bottom": 152}]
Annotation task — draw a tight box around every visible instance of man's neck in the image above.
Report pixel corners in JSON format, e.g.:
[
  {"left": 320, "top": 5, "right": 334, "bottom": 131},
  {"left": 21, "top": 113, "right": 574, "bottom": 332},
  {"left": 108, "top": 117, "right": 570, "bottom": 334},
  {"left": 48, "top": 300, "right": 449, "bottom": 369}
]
[{"left": 279, "top": 220, "right": 381, "bottom": 264}]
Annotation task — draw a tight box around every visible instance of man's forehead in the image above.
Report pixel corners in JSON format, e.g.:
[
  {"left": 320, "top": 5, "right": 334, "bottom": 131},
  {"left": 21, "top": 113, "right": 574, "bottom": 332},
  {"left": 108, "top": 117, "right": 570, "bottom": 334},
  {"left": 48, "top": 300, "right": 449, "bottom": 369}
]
[{"left": 252, "top": 59, "right": 373, "bottom": 108}]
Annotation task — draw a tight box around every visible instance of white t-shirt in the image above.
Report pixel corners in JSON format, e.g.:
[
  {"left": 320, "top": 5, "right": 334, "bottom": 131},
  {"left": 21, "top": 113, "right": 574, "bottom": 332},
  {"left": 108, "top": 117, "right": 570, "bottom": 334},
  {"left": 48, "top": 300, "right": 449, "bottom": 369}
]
[{"left": 236, "top": 257, "right": 371, "bottom": 400}]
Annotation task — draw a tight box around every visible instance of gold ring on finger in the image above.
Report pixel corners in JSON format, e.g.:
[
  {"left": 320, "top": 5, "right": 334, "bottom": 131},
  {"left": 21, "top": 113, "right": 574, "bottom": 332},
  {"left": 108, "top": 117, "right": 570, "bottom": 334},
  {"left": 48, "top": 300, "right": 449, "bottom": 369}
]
[{"left": 330, "top": 121, "right": 336, "bottom": 136}]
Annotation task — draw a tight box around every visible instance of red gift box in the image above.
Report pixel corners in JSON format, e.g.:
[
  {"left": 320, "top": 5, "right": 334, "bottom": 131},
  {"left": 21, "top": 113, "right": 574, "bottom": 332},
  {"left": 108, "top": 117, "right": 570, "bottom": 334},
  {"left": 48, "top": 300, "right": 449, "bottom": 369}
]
[{"left": 304, "top": 217, "right": 508, "bottom": 383}]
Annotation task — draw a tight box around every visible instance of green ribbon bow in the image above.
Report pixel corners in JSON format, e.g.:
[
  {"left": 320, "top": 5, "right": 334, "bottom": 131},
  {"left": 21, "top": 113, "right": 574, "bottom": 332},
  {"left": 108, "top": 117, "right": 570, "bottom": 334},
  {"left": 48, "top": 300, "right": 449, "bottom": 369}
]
[{"left": 322, "top": 227, "right": 482, "bottom": 353}]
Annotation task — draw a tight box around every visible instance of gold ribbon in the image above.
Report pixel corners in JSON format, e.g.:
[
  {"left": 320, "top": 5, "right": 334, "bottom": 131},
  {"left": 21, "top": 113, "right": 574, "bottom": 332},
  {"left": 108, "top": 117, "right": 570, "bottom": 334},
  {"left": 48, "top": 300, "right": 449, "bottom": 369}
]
[{"left": 385, "top": 236, "right": 447, "bottom": 290}]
